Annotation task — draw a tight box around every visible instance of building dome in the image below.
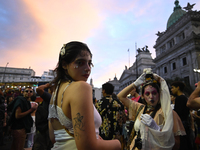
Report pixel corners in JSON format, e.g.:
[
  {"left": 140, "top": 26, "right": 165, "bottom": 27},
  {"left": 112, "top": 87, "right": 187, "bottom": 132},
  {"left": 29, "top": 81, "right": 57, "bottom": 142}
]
[{"left": 167, "top": 0, "right": 186, "bottom": 29}]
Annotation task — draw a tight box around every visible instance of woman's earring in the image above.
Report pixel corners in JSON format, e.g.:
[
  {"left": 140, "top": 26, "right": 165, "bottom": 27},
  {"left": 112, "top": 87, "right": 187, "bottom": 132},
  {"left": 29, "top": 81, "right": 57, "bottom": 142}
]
[{"left": 74, "top": 66, "right": 78, "bottom": 69}]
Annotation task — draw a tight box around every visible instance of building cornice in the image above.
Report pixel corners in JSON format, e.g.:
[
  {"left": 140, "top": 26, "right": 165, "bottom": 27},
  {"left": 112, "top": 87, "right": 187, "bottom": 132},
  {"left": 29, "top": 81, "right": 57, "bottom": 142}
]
[
  {"left": 154, "top": 11, "right": 200, "bottom": 47},
  {"left": 153, "top": 33, "right": 199, "bottom": 62}
]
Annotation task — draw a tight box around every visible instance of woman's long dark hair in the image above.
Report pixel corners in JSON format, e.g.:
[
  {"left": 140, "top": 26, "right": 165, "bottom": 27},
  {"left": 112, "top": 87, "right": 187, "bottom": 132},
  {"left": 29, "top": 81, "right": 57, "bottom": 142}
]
[
  {"left": 51, "top": 41, "right": 92, "bottom": 89},
  {"left": 51, "top": 41, "right": 92, "bottom": 106}
]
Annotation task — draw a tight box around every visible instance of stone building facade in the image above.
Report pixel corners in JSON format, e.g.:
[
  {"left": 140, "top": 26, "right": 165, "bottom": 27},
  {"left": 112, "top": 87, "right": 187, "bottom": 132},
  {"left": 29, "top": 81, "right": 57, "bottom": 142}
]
[
  {"left": 108, "top": 1, "right": 200, "bottom": 94},
  {"left": 119, "top": 51, "right": 155, "bottom": 92},
  {"left": 0, "top": 66, "right": 35, "bottom": 83},
  {"left": 153, "top": 1, "right": 200, "bottom": 87},
  {"left": 107, "top": 50, "right": 155, "bottom": 94}
]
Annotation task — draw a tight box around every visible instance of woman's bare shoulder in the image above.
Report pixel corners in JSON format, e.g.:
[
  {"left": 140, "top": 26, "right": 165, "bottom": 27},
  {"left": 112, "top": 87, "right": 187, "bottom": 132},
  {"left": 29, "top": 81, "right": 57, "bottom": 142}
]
[
  {"left": 71, "top": 81, "right": 92, "bottom": 89},
  {"left": 68, "top": 81, "right": 92, "bottom": 99},
  {"left": 69, "top": 81, "right": 93, "bottom": 108}
]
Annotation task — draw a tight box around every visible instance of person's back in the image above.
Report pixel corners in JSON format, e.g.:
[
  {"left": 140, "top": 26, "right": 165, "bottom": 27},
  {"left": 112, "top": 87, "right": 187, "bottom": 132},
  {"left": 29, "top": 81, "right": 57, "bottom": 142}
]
[
  {"left": 96, "top": 83, "right": 125, "bottom": 141},
  {"left": 49, "top": 81, "right": 76, "bottom": 146},
  {"left": 97, "top": 96, "right": 124, "bottom": 140},
  {"left": 49, "top": 81, "right": 103, "bottom": 149},
  {"left": 174, "top": 95, "right": 189, "bottom": 122},
  {"left": 171, "top": 82, "right": 190, "bottom": 122}
]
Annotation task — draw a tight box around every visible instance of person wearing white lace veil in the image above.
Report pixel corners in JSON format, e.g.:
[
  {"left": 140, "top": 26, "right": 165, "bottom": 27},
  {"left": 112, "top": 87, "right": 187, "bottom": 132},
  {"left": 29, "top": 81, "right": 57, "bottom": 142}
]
[{"left": 117, "top": 68, "right": 186, "bottom": 150}]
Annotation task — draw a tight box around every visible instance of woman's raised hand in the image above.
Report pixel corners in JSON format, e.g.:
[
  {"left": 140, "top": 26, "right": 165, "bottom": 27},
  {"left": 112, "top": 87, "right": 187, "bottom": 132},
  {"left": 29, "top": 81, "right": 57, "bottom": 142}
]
[{"left": 133, "top": 73, "right": 145, "bottom": 87}]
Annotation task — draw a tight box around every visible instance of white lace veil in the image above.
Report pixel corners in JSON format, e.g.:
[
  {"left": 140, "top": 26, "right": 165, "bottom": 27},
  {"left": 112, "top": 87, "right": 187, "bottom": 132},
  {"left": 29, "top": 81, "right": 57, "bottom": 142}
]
[{"left": 140, "top": 75, "right": 175, "bottom": 150}]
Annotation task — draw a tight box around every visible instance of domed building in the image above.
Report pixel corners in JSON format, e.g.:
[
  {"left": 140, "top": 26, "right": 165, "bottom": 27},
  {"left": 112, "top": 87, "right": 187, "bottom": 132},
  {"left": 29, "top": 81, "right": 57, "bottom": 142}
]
[
  {"left": 153, "top": 0, "right": 200, "bottom": 87},
  {"left": 167, "top": 0, "right": 186, "bottom": 29},
  {"left": 105, "top": 0, "right": 199, "bottom": 95}
]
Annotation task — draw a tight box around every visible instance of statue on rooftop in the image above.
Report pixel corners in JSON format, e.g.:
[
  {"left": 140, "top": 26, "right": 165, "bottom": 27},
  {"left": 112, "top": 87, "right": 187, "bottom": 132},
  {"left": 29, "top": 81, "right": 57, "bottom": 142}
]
[
  {"left": 183, "top": 3, "right": 195, "bottom": 11},
  {"left": 145, "top": 45, "right": 150, "bottom": 52},
  {"left": 142, "top": 47, "right": 145, "bottom": 51},
  {"left": 156, "top": 31, "right": 164, "bottom": 36},
  {"left": 137, "top": 48, "right": 142, "bottom": 53},
  {"left": 137, "top": 46, "right": 150, "bottom": 53}
]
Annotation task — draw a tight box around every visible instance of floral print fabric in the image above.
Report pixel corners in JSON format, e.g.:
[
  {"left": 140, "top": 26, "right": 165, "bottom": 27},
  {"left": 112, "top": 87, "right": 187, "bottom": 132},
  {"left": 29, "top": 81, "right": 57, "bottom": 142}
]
[{"left": 96, "top": 96, "right": 125, "bottom": 140}]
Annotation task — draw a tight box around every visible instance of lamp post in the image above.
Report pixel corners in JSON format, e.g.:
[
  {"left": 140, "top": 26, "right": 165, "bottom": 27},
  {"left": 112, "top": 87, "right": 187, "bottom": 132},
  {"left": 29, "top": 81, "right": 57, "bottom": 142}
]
[
  {"left": 2, "top": 62, "right": 9, "bottom": 90},
  {"left": 135, "top": 43, "right": 138, "bottom": 78},
  {"left": 194, "top": 69, "right": 200, "bottom": 82},
  {"left": 193, "top": 55, "right": 200, "bottom": 83}
]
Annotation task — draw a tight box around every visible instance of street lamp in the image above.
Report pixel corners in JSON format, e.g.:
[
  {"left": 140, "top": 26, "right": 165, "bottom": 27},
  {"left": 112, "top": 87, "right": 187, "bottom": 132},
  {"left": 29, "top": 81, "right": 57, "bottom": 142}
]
[
  {"left": 2, "top": 62, "right": 9, "bottom": 90},
  {"left": 193, "top": 69, "right": 200, "bottom": 73},
  {"left": 193, "top": 55, "right": 200, "bottom": 82}
]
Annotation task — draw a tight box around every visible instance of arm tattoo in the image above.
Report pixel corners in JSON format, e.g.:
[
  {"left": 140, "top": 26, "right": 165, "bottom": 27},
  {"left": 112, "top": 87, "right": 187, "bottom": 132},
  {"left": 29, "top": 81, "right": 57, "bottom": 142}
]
[{"left": 73, "top": 113, "right": 84, "bottom": 139}]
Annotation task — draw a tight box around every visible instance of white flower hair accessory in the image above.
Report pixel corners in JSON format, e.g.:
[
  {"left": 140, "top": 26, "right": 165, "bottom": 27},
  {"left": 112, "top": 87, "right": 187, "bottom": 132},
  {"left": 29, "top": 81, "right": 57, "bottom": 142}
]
[{"left": 60, "top": 44, "right": 66, "bottom": 56}]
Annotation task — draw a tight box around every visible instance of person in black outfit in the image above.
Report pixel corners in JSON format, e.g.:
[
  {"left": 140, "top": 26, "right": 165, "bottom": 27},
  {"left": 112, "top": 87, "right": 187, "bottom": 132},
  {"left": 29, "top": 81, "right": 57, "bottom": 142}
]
[
  {"left": 32, "top": 83, "right": 53, "bottom": 150},
  {"left": 171, "top": 81, "right": 194, "bottom": 150}
]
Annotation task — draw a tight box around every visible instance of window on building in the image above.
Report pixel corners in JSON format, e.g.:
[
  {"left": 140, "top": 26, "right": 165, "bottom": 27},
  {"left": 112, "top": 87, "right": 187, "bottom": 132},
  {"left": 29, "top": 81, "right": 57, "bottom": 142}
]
[
  {"left": 184, "top": 76, "right": 190, "bottom": 86},
  {"left": 20, "top": 77, "right": 23, "bottom": 80},
  {"left": 182, "top": 57, "right": 187, "bottom": 66},
  {"left": 160, "top": 45, "right": 166, "bottom": 53},
  {"left": 181, "top": 32, "right": 185, "bottom": 40},
  {"left": 164, "top": 67, "right": 167, "bottom": 73},
  {"left": 172, "top": 62, "right": 176, "bottom": 70},
  {"left": 177, "top": 32, "right": 185, "bottom": 42},
  {"left": 139, "top": 69, "right": 141, "bottom": 74},
  {"left": 169, "top": 39, "right": 175, "bottom": 48}
]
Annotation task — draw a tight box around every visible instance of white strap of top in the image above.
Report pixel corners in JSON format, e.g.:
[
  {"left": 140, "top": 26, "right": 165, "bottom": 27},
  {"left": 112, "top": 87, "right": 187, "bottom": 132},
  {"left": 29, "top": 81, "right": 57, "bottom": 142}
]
[
  {"left": 52, "top": 80, "right": 61, "bottom": 106},
  {"left": 52, "top": 80, "right": 72, "bottom": 108},
  {"left": 61, "top": 82, "right": 72, "bottom": 108}
]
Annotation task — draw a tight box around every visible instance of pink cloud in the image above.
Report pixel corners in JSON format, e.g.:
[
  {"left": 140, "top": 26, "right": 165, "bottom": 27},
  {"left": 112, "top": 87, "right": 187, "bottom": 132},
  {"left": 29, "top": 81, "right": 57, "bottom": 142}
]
[{"left": 2, "top": 0, "right": 103, "bottom": 75}]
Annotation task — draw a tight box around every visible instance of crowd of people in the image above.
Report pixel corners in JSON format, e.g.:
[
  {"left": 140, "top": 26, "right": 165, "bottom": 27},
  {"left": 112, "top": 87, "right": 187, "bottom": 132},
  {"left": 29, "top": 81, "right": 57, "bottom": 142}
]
[{"left": 0, "top": 41, "right": 200, "bottom": 150}]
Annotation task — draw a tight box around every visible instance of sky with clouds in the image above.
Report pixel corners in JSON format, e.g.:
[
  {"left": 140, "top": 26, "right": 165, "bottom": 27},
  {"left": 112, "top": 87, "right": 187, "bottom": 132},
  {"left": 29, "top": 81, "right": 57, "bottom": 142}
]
[{"left": 0, "top": 0, "right": 200, "bottom": 88}]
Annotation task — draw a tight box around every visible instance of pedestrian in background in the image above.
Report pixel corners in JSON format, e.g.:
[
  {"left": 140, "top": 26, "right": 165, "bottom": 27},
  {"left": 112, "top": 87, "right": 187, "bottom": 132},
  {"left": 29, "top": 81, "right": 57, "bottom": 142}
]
[
  {"left": 96, "top": 82, "right": 125, "bottom": 142},
  {"left": 32, "top": 83, "right": 53, "bottom": 150},
  {"left": 8, "top": 87, "right": 38, "bottom": 150},
  {"left": 171, "top": 81, "right": 195, "bottom": 150}
]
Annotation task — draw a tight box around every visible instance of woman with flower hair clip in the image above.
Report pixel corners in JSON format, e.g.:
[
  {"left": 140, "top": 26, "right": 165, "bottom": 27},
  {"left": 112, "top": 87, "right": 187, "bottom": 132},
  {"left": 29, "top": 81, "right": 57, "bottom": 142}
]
[
  {"left": 117, "top": 68, "right": 186, "bottom": 150},
  {"left": 48, "top": 41, "right": 121, "bottom": 150}
]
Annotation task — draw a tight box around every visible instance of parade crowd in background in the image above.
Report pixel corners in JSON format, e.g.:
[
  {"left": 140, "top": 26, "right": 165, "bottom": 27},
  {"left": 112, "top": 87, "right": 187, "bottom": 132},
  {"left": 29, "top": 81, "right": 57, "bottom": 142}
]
[{"left": 0, "top": 41, "right": 200, "bottom": 150}]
